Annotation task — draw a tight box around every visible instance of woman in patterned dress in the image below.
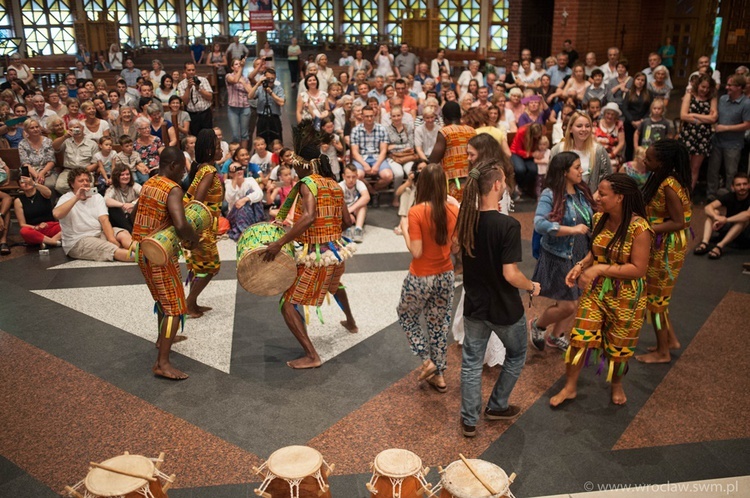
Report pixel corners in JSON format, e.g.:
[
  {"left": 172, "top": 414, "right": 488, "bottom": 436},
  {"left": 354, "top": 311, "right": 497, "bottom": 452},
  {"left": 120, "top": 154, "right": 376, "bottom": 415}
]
[
  {"left": 636, "top": 139, "right": 692, "bottom": 364},
  {"left": 428, "top": 101, "right": 476, "bottom": 202},
  {"left": 550, "top": 173, "right": 652, "bottom": 406},
  {"left": 183, "top": 128, "right": 223, "bottom": 318},
  {"left": 679, "top": 73, "right": 717, "bottom": 189}
]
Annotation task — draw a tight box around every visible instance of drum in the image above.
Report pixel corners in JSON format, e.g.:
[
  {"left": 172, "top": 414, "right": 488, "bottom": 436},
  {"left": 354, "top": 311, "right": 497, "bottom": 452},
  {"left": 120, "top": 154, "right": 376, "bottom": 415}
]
[
  {"left": 236, "top": 222, "right": 296, "bottom": 296},
  {"left": 141, "top": 200, "right": 213, "bottom": 266},
  {"left": 254, "top": 445, "right": 333, "bottom": 498},
  {"left": 437, "top": 459, "right": 515, "bottom": 498},
  {"left": 64, "top": 452, "right": 176, "bottom": 498},
  {"left": 366, "top": 448, "right": 432, "bottom": 498}
]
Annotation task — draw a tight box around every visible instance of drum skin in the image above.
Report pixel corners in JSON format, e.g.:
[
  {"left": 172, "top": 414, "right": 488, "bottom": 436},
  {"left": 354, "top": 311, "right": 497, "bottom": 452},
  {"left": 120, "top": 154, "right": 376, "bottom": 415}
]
[
  {"left": 236, "top": 222, "right": 296, "bottom": 296},
  {"left": 369, "top": 475, "right": 424, "bottom": 498},
  {"left": 262, "top": 474, "right": 332, "bottom": 498}
]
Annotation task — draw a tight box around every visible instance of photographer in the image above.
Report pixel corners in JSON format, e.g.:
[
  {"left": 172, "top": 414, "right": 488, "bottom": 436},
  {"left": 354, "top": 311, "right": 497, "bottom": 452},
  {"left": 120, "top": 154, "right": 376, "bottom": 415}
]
[
  {"left": 248, "top": 67, "right": 285, "bottom": 148},
  {"left": 177, "top": 62, "right": 214, "bottom": 135}
]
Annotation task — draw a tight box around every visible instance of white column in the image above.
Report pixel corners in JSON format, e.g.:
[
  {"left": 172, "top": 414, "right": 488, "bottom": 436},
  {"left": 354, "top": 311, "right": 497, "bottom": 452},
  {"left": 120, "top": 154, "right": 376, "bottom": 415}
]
[{"left": 479, "top": 0, "right": 490, "bottom": 51}]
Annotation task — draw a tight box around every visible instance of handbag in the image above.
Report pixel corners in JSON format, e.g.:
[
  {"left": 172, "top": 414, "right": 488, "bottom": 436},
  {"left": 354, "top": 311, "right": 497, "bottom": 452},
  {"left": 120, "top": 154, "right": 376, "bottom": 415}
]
[{"left": 389, "top": 148, "right": 419, "bottom": 165}]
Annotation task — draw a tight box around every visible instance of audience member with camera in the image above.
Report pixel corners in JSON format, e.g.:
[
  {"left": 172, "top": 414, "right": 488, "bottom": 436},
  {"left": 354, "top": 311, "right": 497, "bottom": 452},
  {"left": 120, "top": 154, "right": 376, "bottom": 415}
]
[
  {"left": 177, "top": 62, "right": 214, "bottom": 136},
  {"left": 248, "top": 67, "right": 286, "bottom": 149}
]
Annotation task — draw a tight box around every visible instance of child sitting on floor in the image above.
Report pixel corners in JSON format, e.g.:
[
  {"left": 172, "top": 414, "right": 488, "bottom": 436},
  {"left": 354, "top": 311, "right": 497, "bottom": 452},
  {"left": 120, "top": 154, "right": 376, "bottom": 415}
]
[
  {"left": 620, "top": 145, "right": 651, "bottom": 187},
  {"left": 339, "top": 163, "right": 370, "bottom": 242},
  {"left": 268, "top": 164, "right": 296, "bottom": 220}
]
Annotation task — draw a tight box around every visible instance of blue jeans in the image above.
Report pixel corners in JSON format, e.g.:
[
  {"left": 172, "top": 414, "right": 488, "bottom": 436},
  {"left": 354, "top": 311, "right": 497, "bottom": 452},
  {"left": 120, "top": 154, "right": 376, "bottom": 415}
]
[
  {"left": 461, "top": 314, "right": 528, "bottom": 425},
  {"left": 227, "top": 105, "right": 251, "bottom": 143},
  {"left": 511, "top": 154, "right": 538, "bottom": 195}
]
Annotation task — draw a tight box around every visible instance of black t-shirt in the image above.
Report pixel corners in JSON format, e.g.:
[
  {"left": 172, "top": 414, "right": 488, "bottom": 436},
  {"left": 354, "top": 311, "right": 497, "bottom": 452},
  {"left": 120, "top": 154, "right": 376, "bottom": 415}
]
[
  {"left": 462, "top": 211, "right": 524, "bottom": 326},
  {"left": 718, "top": 192, "right": 750, "bottom": 217},
  {"left": 19, "top": 191, "right": 55, "bottom": 226}
]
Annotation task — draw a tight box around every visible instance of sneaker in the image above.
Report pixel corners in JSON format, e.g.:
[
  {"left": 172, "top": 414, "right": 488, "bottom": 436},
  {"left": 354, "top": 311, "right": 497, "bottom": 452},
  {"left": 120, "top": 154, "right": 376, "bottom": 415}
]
[
  {"left": 485, "top": 405, "right": 521, "bottom": 420},
  {"left": 461, "top": 420, "right": 477, "bottom": 437},
  {"left": 353, "top": 227, "right": 363, "bottom": 243},
  {"left": 343, "top": 227, "right": 353, "bottom": 240},
  {"left": 529, "top": 318, "right": 546, "bottom": 351},
  {"left": 546, "top": 334, "right": 570, "bottom": 351}
]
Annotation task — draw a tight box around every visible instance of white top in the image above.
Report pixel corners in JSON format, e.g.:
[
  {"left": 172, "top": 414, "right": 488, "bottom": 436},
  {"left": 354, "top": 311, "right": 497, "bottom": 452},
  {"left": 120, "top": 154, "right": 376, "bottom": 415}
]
[
  {"left": 374, "top": 53, "right": 394, "bottom": 77},
  {"left": 339, "top": 179, "right": 368, "bottom": 206},
  {"left": 224, "top": 177, "right": 263, "bottom": 211},
  {"left": 83, "top": 120, "right": 110, "bottom": 143},
  {"left": 104, "top": 183, "right": 141, "bottom": 203},
  {"left": 149, "top": 70, "right": 166, "bottom": 86},
  {"left": 109, "top": 51, "right": 123, "bottom": 70},
  {"left": 598, "top": 62, "right": 619, "bottom": 85},
  {"left": 259, "top": 48, "right": 275, "bottom": 68},
  {"left": 457, "top": 70, "right": 484, "bottom": 97},
  {"left": 250, "top": 152, "right": 274, "bottom": 176},
  {"left": 56, "top": 192, "right": 108, "bottom": 254},
  {"left": 570, "top": 147, "right": 592, "bottom": 182},
  {"left": 414, "top": 123, "right": 440, "bottom": 157}
]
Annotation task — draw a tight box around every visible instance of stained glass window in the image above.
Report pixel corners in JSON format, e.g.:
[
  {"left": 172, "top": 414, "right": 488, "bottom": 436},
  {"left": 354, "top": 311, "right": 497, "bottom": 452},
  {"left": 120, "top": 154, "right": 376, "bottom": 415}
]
[
  {"left": 439, "top": 0, "right": 481, "bottom": 50},
  {"left": 138, "top": 0, "right": 179, "bottom": 47},
  {"left": 185, "top": 0, "right": 221, "bottom": 41},
  {"left": 0, "top": 0, "right": 12, "bottom": 37},
  {"left": 301, "top": 0, "right": 334, "bottom": 44},
  {"left": 227, "top": 0, "right": 257, "bottom": 45},
  {"left": 387, "top": 0, "right": 427, "bottom": 45},
  {"left": 21, "top": 0, "right": 76, "bottom": 55},
  {"left": 489, "top": 0, "right": 509, "bottom": 51},
  {"left": 267, "top": 0, "right": 294, "bottom": 43},
  {"left": 83, "top": 0, "right": 132, "bottom": 45},
  {"left": 342, "top": 0, "right": 378, "bottom": 45}
]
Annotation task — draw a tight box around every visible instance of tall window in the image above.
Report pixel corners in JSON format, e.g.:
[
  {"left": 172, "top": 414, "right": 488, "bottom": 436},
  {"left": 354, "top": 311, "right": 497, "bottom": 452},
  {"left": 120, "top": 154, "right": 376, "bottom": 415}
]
[
  {"left": 439, "top": 0, "right": 481, "bottom": 50},
  {"left": 21, "top": 0, "right": 76, "bottom": 55},
  {"left": 489, "top": 0, "right": 509, "bottom": 51},
  {"left": 387, "top": 0, "right": 427, "bottom": 45},
  {"left": 83, "top": 0, "right": 132, "bottom": 46},
  {"left": 342, "top": 0, "right": 378, "bottom": 45},
  {"left": 0, "top": 0, "right": 13, "bottom": 38},
  {"left": 227, "top": 0, "right": 256, "bottom": 45},
  {"left": 185, "top": 0, "right": 221, "bottom": 41},
  {"left": 138, "top": 0, "right": 179, "bottom": 47},
  {"left": 301, "top": 0, "right": 334, "bottom": 44},
  {"left": 267, "top": 1, "right": 294, "bottom": 43}
]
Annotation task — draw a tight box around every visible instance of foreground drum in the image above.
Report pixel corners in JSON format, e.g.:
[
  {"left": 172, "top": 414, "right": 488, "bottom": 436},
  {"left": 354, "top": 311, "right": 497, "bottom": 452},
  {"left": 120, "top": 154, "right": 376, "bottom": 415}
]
[
  {"left": 141, "top": 200, "right": 213, "bottom": 266},
  {"left": 366, "top": 448, "right": 432, "bottom": 498},
  {"left": 436, "top": 458, "right": 515, "bottom": 498},
  {"left": 254, "top": 445, "right": 333, "bottom": 498},
  {"left": 64, "top": 452, "right": 176, "bottom": 498},
  {"left": 237, "top": 222, "right": 296, "bottom": 296}
]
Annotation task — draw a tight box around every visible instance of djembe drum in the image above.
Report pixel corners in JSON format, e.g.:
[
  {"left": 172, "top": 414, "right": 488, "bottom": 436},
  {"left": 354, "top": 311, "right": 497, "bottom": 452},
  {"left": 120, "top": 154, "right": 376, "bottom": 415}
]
[
  {"left": 366, "top": 448, "right": 432, "bottom": 498},
  {"left": 435, "top": 458, "right": 515, "bottom": 498},
  {"left": 64, "top": 452, "right": 176, "bottom": 498},
  {"left": 254, "top": 445, "right": 333, "bottom": 498},
  {"left": 140, "top": 200, "right": 212, "bottom": 266},
  {"left": 236, "top": 222, "right": 296, "bottom": 296}
]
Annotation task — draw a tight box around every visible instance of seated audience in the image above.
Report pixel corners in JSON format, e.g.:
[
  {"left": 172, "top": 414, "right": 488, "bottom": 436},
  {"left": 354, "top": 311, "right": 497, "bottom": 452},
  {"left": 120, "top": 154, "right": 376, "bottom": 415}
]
[
  {"left": 13, "top": 175, "right": 61, "bottom": 248},
  {"left": 339, "top": 163, "right": 370, "bottom": 242},
  {"left": 104, "top": 163, "right": 141, "bottom": 231},
  {"left": 695, "top": 173, "right": 750, "bottom": 259}
]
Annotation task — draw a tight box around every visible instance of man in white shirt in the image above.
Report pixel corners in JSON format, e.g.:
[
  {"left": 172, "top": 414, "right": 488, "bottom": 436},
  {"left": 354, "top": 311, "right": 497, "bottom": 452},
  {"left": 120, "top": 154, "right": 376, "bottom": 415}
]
[
  {"left": 177, "top": 62, "right": 214, "bottom": 135},
  {"left": 688, "top": 55, "right": 722, "bottom": 87},
  {"left": 28, "top": 95, "right": 57, "bottom": 129},
  {"left": 598, "top": 47, "right": 619, "bottom": 84},
  {"left": 226, "top": 36, "right": 249, "bottom": 61},
  {"left": 53, "top": 168, "right": 133, "bottom": 262}
]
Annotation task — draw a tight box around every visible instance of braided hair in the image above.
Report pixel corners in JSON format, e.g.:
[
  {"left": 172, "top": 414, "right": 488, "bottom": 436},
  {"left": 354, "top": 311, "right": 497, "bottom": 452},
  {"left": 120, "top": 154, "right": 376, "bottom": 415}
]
[
  {"left": 545, "top": 151, "right": 595, "bottom": 222},
  {"left": 641, "top": 138, "right": 692, "bottom": 204},
  {"left": 455, "top": 159, "right": 505, "bottom": 257},
  {"left": 592, "top": 173, "right": 647, "bottom": 261},
  {"left": 190, "top": 128, "right": 218, "bottom": 184}
]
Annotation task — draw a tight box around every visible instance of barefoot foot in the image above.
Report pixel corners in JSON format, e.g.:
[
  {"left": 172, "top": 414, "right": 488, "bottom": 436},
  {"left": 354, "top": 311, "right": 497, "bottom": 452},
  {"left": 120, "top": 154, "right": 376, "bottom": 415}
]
[
  {"left": 550, "top": 386, "right": 577, "bottom": 407},
  {"left": 635, "top": 351, "right": 671, "bottom": 364},
  {"left": 152, "top": 363, "right": 189, "bottom": 380},
  {"left": 340, "top": 319, "right": 359, "bottom": 333},
  {"left": 287, "top": 355, "right": 322, "bottom": 369},
  {"left": 646, "top": 341, "right": 680, "bottom": 352},
  {"left": 197, "top": 305, "right": 213, "bottom": 313},
  {"left": 611, "top": 383, "right": 627, "bottom": 405},
  {"left": 186, "top": 307, "right": 203, "bottom": 319}
]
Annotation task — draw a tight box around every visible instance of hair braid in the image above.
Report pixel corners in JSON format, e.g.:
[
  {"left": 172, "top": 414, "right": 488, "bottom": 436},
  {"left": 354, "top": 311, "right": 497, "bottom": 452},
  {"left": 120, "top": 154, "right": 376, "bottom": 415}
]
[
  {"left": 592, "top": 173, "right": 647, "bottom": 261},
  {"left": 641, "top": 139, "right": 692, "bottom": 204},
  {"left": 455, "top": 159, "right": 505, "bottom": 257}
]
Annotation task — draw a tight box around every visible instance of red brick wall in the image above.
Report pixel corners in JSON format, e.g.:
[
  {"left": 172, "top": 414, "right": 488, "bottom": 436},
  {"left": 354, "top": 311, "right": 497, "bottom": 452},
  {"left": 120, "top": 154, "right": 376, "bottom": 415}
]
[{"left": 506, "top": 0, "right": 523, "bottom": 66}]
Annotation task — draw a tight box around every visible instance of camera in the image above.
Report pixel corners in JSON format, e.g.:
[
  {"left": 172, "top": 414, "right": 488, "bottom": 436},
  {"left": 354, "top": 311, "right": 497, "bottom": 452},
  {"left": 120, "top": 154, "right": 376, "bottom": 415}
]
[
  {"left": 264, "top": 56, "right": 273, "bottom": 62},
  {"left": 262, "top": 79, "right": 271, "bottom": 89},
  {"left": 193, "top": 76, "right": 200, "bottom": 85}
]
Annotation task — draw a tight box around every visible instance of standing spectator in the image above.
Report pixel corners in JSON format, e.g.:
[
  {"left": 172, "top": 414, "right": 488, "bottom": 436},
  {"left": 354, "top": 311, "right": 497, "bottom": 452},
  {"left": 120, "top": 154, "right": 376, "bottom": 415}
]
[
  {"left": 598, "top": 47, "right": 619, "bottom": 85},
  {"left": 108, "top": 43, "right": 123, "bottom": 71},
  {"left": 563, "top": 40, "right": 579, "bottom": 67},
  {"left": 226, "top": 36, "right": 249, "bottom": 61},
  {"left": 249, "top": 67, "right": 285, "bottom": 147},
  {"left": 350, "top": 50, "right": 373, "bottom": 79},
  {"left": 395, "top": 43, "right": 419, "bottom": 78},
  {"left": 679, "top": 73, "right": 717, "bottom": 189},
  {"left": 595, "top": 103, "right": 626, "bottom": 168},
  {"left": 177, "top": 62, "right": 214, "bottom": 136},
  {"left": 647, "top": 66, "right": 672, "bottom": 107},
  {"left": 430, "top": 49, "right": 451, "bottom": 78},
  {"left": 259, "top": 41, "right": 275, "bottom": 69},
  {"left": 606, "top": 59, "right": 632, "bottom": 109},
  {"left": 583, "top": 69, "right": 607, "bottom": 106},
  {"left": 706, "top": 74, "right": 750, "bottom": 200},
  {"left": 658, "top": 38, "right": 675, "bottom": 70},
  {"left": 350, "top": 107, "right": 397, "bottom": 192},
  {"left": 688, "top": 55, "right": 722, "bottom": 87},
  {"left": 547, "top": 53, "right": 572, "bottom": 88},
  {"left": 634, "top": 98, "right": 675, "bottom": 147},
  {"left": 622, "top": 72, "right": 651, "bottom": 161},
  {"left": 287, "top": 37, "right": 301, "bottom": 87},
  {"left": 14, "top": 175, "right": 62, "bottom": 247},
  {"left": 7, "top": 54, "right": 34, "bottom": 87},
  {"left": 191, "top": 37, "right": 206, "bottom": 64},
  {"left": 226, "top": 58, "right": 253, "bottom": 148},
  {"left": 374, "top": 44, "right": 396, "bottom": 78},
  {"left": 550, "top": 111, "right": 613, "bottom": 193},
  {"left": 120, "top": 58, "right": 140, "bottom": 87},
  {"left": 386, "top": 105, "right": 415, "bottom": 190},
  {"left": 642, "top": 53, "right": 673, "bottom": 89},
  {"left": 458, "top": 61, "right": 484, "bottom": 97}
]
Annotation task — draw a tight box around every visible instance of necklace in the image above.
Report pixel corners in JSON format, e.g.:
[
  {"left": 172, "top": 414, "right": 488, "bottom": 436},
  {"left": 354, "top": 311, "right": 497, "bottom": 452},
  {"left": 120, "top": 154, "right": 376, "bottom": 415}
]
[{"left": 570, "top": 194, "right": 591, "bottom": 227}]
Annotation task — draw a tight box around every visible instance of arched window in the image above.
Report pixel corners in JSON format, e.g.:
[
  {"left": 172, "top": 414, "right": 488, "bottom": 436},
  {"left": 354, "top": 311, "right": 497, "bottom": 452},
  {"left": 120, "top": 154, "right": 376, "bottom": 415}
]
[
  {"left": 185, "top": 0, "right": 221, "bottom": 41},
  {"left": 20, "top": 0, "right": 76, "bottom": 55},
  {"left": 301, "top": 0, "right": 334, "bottom": 44},
  {"left": 439, "top": 0, "right": 481, "bottom": 50},
  {"left": 342, "top": 0, "right": 378, "bottom": 45},
  {"left": 387, "top": 1, "right": 427, "bottom": 45},
  {"left": 490, "top": 0, "right": 509, "bottom": 51},
  {"left": 83, "top": 0, "right": 132, "bottom": 45},
  {"left": 138, "top": 0, "right": 179, "bottom": 47}
]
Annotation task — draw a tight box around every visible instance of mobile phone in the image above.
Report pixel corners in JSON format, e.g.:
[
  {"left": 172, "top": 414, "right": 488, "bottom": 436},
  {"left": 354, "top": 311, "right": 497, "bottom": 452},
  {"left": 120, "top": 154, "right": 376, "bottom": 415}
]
[
  {"left": 264, "top": 56, "right": 273, "bottom": 61},
  {"left": 20, "top": 166, "right": 30, "bottom": 177},
  {"left": 85, "top": 188, "right": 96, "bottom": 197},
  {"left": 275, "top": 180, "right": 284, "bottom": 188}
]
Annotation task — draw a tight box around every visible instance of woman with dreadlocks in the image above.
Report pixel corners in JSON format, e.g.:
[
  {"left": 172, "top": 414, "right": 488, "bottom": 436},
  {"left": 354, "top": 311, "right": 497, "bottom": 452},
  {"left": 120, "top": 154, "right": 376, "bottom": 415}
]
[
  {"left": 551, "top": 173, "right": 652, "bottom": 407},
  {"left": 184, "top": 128, "right": 223, "bottom": 318},
  {"left": 529, "top": 152, "right": 595, "bottom": 352},
  {"left": 264, "top": 120, "right": 358, "bottom": 369},
  {"left": 456, "top": 159, "right": 539, "bottom": 438},
  {"left": 635, "top": 139, "right": 692, "bottom": 364},
  {"left": 396, "top": 163, "right": 459, "bottom": 393}
]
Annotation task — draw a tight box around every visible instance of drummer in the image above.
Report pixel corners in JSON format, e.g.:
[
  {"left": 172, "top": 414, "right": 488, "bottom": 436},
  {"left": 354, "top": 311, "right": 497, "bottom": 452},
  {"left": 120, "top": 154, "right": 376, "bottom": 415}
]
[
  {"left": 132, "top": 147, "right": 200, "bottom": 380},
  {"left": 264, "top": 120, "right": 358, "bottom": 369}
]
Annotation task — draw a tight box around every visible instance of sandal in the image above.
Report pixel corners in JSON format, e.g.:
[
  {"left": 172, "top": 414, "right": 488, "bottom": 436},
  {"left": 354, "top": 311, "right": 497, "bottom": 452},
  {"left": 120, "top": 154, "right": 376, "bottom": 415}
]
[
  {"left": 426, "top": 375, "right": 448, "bottom": 393},
  {"left": 417, "top": 359, "right": 437, "bottom": 381},
  {"left": 693, "top": 242, "right": 710, "bottom": 255},
  {"left": 0, "top": 243, "right": 10, "bottom": 255},
  {"left": 708, "top": 246, "right": 723, "bottom": 260}
]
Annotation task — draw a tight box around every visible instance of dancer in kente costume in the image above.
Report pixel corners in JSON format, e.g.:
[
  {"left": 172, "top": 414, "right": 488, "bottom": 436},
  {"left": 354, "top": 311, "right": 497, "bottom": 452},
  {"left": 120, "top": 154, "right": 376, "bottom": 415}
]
[
  {"left": 132, "top": 147, "right": 199, "bottom": 380},
  {"left": 551, "top": 174, "right": 653, "bottom": 406},
  {"left": 184, "top": 129, "right": 223, "bottom": 318},
  {"left": 264, "top": 120, "right": 358, "bottom": 369},
  {"left": 636, "top": 139, "right": 692, "bottom": 364}
]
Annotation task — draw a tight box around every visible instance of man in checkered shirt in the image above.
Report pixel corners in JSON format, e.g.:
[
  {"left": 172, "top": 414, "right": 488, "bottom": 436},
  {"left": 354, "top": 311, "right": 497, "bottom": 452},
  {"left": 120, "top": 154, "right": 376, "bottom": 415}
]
[
  {"left": 177, "top": 62, "right": 214, "bottom": 136},
  {"left": 350, "top": 106, "right": 403, "bottom": 192}
]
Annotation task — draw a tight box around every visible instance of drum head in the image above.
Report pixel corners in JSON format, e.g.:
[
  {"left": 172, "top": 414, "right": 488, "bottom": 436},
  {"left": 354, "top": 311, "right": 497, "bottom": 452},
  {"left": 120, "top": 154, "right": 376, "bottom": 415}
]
[
  {"left": 267, "top": 446, "right": 323, "bottom": 480},
  {"left": 441, "top": 459, "right": 508, "bottom": 498},
  {"left": 237, "top": 247, "right": 296, "bottom": 296},
  {"left": 373, "top": 449, "right": 422, "bottom": 478},
  {"left": 85, "top": 454, "right": 154, "bottom": 497},
  {"left": 140, "top": 239, "right": 168, "bottom": 266}
]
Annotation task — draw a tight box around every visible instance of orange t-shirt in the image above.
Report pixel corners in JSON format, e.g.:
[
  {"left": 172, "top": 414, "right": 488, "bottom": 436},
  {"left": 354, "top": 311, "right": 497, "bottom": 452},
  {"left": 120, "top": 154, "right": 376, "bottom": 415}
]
[{"left": 408, "top": 202, "right": 459, "bottom": 277}]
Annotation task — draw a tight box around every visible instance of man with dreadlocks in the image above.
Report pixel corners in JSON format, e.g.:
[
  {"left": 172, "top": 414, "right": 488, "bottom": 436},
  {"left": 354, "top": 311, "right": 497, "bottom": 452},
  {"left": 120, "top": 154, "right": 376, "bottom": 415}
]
[
  {"left": 636, "top": 139, "right": 692, "bottom": 364},
  {"left": 264, "top": 120, "right": 358, "bottom": 369},
  {"left": 455, "top": 159, "right": 540, "bottom": 437},
  {"left": 551, "top": 173, "right": 652, "bottom": 407}
]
